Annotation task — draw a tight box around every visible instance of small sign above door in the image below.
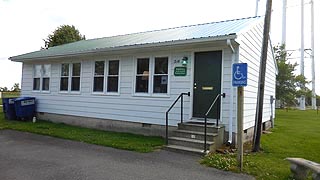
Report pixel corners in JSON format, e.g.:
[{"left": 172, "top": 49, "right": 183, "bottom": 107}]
[{"left": 174, "top": 67, "right": 187, "bottom": 76}]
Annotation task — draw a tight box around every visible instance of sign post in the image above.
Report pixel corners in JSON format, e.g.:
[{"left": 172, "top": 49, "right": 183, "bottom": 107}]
[{"left": 232, "top": 63, "right": 248, "bottom": 171}]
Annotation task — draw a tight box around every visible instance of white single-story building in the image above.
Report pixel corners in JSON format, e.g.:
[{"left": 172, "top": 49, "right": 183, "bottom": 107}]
[{"left": 10, "top": 16, "right": 277, "bottom": 153}]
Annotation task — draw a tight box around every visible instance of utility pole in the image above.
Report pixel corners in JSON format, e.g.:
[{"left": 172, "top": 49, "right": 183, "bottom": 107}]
[
  {"left": 252, "top": 0, "right": 273, "bottom": 152},
  {"left": 311, "top": 0, "right": 316, "bottom": 110},
  {"left": 300, "top": 0, "right": 306, "bottom": 110},
  {"left": 282, "top": 0, "right": 287, "bottom": 45}
]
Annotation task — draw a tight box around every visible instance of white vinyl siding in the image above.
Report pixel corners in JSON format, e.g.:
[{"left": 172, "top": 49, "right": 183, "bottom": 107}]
[
  {"left": 219, "top": 48, "right": 237, "bottom": 132},
  {"left": 20, "top": 37, "right": 276, "bottom": 130},
  {"left": 20, "top": 53, "right": 190, "bottom": 126},
  {"left": 237, "top": 22, "right": 276, "bottom": 130}
]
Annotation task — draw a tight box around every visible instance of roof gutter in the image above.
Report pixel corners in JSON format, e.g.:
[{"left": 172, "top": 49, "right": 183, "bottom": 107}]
[{"left": 10, "top": 34, "right": 237, "bottom": 62}]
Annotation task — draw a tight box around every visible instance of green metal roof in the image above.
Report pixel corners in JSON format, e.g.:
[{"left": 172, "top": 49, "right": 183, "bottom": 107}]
[{"left": 10, "top": 16, "right": 263, "bottom": 61}]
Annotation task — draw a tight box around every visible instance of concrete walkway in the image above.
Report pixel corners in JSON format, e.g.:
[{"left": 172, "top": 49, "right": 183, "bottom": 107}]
[{"left": 0, "top": 130, "right": 254, "bottom": 180}]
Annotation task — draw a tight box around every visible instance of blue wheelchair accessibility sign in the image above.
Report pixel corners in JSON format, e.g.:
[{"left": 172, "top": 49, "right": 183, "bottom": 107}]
[{"left": 232, "top": 63, "right": 248, "bottom": 87}]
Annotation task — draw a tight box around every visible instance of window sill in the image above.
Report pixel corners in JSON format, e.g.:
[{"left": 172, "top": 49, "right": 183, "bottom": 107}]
[
  {"left": 58, "top": 91, "right": 81, "bottom": 95},
  {"left": 70, "top": 91, "right": 81, "bottom": 95},
  {"left": 91, "top": 92, "right": 120, "bottom": 96},
  {"left": 32, "top": 90, "right": 51, "bottom": 94},
  {"left": 151, "top": 93, "right": 170, "bottom": 98},
  {"left": 106, "top": 92, "right": 120, "bottom": 96},
  {"left": 58, "top": 91, "right": 69, "bottom": 94},
  {"left": 132, "top": 93, "right": 170, "bottom": 98},
  {"left": 41, "top": 91, "right": 51, "bottom": 94}
]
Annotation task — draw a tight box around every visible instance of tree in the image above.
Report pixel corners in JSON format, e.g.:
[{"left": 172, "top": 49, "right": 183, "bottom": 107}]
[
  {"left": 275, "top": 44, "right": 310, "bottom": 107},
  {"left": 275, "top": 45, "right": 297, "bottom": 107},
  {"left": 0, "top": 87, "right": 8, "bottom": 92},
  {"left": 43, "top": 25, "right": 85, "bottom": 49},
  {"left": 11, "top": 83, "right": 20, "bottom": 92}
]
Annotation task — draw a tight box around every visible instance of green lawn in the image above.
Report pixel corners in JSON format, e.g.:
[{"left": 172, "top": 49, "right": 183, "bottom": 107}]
[
  {"left": 0, "top": 108, "right": 165, "bottom": 153},
  {"left": 202, "top": 109, "right": 320, "bottom": 180}
]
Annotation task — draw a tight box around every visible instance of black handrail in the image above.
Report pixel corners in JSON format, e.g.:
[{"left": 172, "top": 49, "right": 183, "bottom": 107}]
[
  {"left": 203, "top": 93, "right": 226, "bottom": 152},
  {"left": 165, "top": 92, "right": 190, "bottom": 145}
]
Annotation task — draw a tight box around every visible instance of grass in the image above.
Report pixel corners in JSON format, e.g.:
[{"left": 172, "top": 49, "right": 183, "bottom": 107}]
[
  {"left": 202, "top": 109, "right": 320, "bottom": 180},
  {"left": 0, "top": 108, "right": 165, "bottom": 153}
]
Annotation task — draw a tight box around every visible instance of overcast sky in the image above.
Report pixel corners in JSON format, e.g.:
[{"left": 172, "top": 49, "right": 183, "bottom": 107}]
[{"left": 0, "top": 0, "right": 319, "bottom": 94}]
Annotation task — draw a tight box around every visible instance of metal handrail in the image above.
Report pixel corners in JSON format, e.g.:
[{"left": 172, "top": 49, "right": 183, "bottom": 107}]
[
  {"left": 203, "top": 93, "right": 226, "bottom": 152},
  {"left": 165, "top": 92, "right": 190, "bottom": 145}
]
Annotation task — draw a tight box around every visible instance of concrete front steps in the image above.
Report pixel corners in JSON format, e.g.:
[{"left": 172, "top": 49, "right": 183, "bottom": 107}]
[{"left": 166, "top": 121, "right": 224, "bottom": 155}]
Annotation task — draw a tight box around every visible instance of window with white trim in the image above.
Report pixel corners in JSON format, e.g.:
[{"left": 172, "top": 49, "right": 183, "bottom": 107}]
[
  {"left": 33, "top": 64, "right": 51, "bottom": 91},
  {"left": 42, "top": 64, "right": 50, "bottom": 91},
  {"left": 71, "top": 63, "right": 81, "bottom": 91},
  {"left": 93, "top": 61, "right": 104, "bottom": 92},
  {"left": 135, "top": 57, "right": 168, "bottom": 94},
  {"left": 93, "top": 60, "right": 120, "bottom": 93},
  {"left": 153, "top": 57, "right": 168, "bottom": 93},
  {"left": 33, "top": 65, "right": 41, "bottom": 91},
  {"left": 135, "top": 58, "right": 149, "bottom": 93},
  {"left": 60, "top": 64, "right": 69, "bottom": 91},
  {"left": 60, "top": 63, "right": 81, "bottom": 92},
  {"left": 107, "top": 60, "right": 119, "bottom": 92}
]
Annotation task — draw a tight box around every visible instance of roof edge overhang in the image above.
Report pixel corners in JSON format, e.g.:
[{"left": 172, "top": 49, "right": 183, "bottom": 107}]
[{"left": 10, "top": 34, "right": 237, "bottom": 62}]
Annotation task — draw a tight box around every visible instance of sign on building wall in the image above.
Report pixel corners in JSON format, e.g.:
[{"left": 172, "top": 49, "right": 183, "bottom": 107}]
[
  {"left": 232, "top": 63, "right": 248, "bottom": 87},
  {"left": 174, "top": 67, "right": 187, "bottom": 76}
]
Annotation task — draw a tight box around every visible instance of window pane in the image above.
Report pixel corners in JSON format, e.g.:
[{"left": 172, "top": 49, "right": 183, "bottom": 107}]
[
  {"left": 61, "top": 64, "right": 69, "bottom": 76},
  {"left": 42, "top": 78, "right": 50, "bottom": 91},
  {"left": 71, "top": 77, "right": 80, "bottom": 91},
  {"left": 72, "top": 63, "right": 81, "bottom": 76},
  {"left": 107, "top": 77, "right": 118, "bottom": 92},
  {"left": 137, "top": 58, "right": 149, "bottom": 74},
  {"left": 43, "top": 64, "right": 51, "bottom": 77},
  {"left": 95, "top": 61, "right": 104, "bottom": 76},
  {"left": 60, "top": 77, "right": 68, "bottom": 91},
  {"left": 135, "top": 76, "right": 148, "bottom": 93},
  {"left": 34, "top": 65, "right": 41, "bottom": 77},
  {"left": 33, "top": 78, "right": 40, "bottom": 90},
  {"left": 93, "top": 77, "right": 104, "bottom": 92},
  {"left": 155, "top": 57, "right": 168, "bottom": 74},
  {"left": 153, "top": 75, "right": 168, "bottom": 93},
  {"left": 109, "top": 60, "right": 119, "bottom": 75}
]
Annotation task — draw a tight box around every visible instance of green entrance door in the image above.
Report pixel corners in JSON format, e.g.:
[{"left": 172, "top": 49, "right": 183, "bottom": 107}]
[{"left": 193, "top": 51, "right": 222, "bottom": 119}]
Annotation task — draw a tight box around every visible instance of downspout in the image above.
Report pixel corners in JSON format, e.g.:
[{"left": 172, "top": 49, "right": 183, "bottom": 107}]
[{"left": 227, "top": 39, "right": 235, "bottom": 145}]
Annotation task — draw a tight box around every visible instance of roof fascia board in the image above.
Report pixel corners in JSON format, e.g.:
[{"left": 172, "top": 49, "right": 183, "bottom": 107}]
[{"left": 10, "top": 34, "right": 237, "bottom": 62}]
